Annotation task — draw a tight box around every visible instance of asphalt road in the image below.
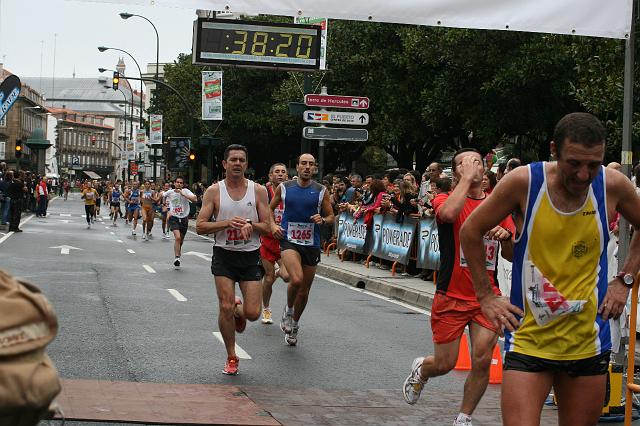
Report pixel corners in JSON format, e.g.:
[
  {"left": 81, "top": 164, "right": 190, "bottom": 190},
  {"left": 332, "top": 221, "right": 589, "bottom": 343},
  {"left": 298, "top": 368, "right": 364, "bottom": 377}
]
[{"left": 0, "top": 195, "right": 583, "bottom": 425}]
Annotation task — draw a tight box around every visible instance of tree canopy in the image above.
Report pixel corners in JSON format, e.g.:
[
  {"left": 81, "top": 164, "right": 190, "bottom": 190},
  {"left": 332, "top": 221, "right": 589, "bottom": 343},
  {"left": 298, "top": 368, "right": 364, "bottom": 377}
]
[{"left": 151, "top": 19, "right": 634, "bottom": 180}]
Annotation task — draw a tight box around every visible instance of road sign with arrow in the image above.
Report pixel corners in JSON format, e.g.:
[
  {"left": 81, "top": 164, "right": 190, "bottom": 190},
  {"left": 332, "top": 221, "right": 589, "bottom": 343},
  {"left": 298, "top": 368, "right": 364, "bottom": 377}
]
[{"left": 303, "top": 110, "right": 369, "bottom": 126}]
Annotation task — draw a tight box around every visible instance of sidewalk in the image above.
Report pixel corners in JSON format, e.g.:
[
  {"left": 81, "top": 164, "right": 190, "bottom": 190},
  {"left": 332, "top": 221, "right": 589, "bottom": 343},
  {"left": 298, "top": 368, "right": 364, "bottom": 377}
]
[{"left": 316, "top": 252, "right": 437, "bottom": 310}]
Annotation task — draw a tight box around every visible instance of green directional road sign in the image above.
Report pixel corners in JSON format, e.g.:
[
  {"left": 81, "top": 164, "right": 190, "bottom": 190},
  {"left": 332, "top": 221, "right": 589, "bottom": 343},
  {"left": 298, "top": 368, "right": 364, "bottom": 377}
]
[{"left": 303, "top": 126, "right": 368, "bottom": 141}]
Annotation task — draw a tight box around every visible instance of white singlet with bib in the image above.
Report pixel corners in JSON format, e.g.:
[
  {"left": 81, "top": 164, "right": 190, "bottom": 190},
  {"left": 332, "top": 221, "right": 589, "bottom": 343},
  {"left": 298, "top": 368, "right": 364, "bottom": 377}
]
[{"left": 213, "top": 180, "right": 260, "bottom": 251}]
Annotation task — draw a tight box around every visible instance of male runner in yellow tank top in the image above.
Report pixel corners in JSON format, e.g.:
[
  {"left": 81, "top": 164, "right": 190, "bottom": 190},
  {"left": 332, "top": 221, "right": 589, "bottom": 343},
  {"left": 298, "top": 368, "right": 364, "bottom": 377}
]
[{"left": 460, "top": 112, "right": 640, "bottom": 425}]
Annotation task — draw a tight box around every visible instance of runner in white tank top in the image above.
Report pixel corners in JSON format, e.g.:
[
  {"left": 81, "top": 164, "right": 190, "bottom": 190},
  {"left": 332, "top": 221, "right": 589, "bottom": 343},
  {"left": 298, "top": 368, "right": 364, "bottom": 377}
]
[
  {"left": 195, "top": 144, "right": 271, "bottom": 376},
  {"left": 213, "top": 180, "right": 260, "bottom": 251}
]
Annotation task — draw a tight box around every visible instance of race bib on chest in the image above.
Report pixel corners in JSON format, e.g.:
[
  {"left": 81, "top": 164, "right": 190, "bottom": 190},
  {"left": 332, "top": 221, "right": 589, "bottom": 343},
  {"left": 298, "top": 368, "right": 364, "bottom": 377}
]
[
  {"left": 224, "top": 228, "right": 250, "bottom": 246},
  {"left": 287, "top": 222, "right": 314, "bottom": 246},
  {"left": 85, "top": 192, "right": 94, "bottom": 200},
  {"left": 459, "top": 238, "right": 499, "bottom": 271},
  {"left": 524, "top": 259, "right": 586, "bottom": 326},
  {"left": 274, "top": 208, "right": 284, "bottom": 225}
]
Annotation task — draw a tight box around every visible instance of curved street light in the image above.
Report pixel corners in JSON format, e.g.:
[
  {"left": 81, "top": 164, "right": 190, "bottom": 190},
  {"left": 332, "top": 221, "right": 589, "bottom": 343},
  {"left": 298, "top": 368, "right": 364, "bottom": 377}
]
[
  {"left": 119, "top": 12, "right": 160, "bottom": 81},
  {"left": 97, "top": 46, "right": 143, "bottom": 127}
]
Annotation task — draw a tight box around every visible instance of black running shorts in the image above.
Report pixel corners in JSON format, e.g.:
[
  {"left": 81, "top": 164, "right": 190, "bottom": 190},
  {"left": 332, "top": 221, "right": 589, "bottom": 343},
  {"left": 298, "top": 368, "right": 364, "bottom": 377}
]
[
  {"left": 168, "top": 216, "right": 189, "bottom": 233},
  {"left": 504, "top": 351, "right": 610, "bottom": 377},
  {"left": 280, "top": 239, "right": 321, "bottom": 267},
  {"left": 211, "top": 247, "right": 264, "bottom": 282}
]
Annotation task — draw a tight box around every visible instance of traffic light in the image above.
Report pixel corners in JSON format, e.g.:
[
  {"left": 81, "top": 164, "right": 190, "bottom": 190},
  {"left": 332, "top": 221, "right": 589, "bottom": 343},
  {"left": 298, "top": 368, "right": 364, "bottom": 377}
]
[
  {"left": 14, "top": 139, "right": 22, "bottom": 158},
  {"left": 188, "top": 151, "right": 196, "bottom": 162},
  {"left": 112, "top": 71, "right": 119, "bottom": 90}
]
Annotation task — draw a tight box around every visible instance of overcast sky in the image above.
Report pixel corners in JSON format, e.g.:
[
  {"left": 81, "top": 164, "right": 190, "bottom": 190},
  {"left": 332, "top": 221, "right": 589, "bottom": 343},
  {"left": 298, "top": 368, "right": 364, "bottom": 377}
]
[{"left": 0, "top": 0, "right": 197, "bottom": 83}]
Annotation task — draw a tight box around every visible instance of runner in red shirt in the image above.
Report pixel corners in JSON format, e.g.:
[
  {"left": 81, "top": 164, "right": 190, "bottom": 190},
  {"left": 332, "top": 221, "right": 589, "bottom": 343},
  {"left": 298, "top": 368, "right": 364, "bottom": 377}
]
[
  {"left": 402, "top": 148, "right": 515, "bottom": 426},
  {"left": 260, "top": 163, "right": 290, "bottom": 324}
]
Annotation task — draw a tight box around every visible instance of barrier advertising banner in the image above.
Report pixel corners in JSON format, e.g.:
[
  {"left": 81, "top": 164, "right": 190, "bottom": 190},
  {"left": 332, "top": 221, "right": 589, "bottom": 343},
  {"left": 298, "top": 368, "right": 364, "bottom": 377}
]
[
  {"left": 416, "top": 216, "right": 440, "bottom": 270},
  {"left": 336, "top": 212, "right": 369, "bottom": 254},
  {"left": 371, "top": 214, "right": 417, "bottom": 265}
]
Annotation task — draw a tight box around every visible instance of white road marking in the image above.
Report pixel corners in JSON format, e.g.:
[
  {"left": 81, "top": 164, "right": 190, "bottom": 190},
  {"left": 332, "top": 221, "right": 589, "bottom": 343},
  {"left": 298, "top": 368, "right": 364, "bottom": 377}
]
[
  {"left": 49, "top": 245, "right": 83, "bottom": 255},
  {"left": 0, "top": 231, "right": 14, "bottom": 245},
  {"left": 143, "top": 264, "right": 156, "bottom": 273},
  {"left": 316, "top": 274, "right": 430, "bottom": 316},
  {"left": 187, "top": 229, "right": 215, "bottom": 242},
  {"left": 0, "top": 215, "right": 34, "bottom": 246},
  {"left": 110, "top": 232, "right": 115, "bottom": 235},
  {"left": 116, "top": 239, "right": 123, "bottom": 243},
  {"left": 127, "top": 249, "right": 135, "bottom": 254},
  {"left": 212, "top": 332, "right": 252, "bottom": 360},
  {"left": 184, "top": 251, "right": 212, "bottom": 261},
  {"left": 60, "top": 214, "right": 71, "bottom": 217},
  {"left": 168, "top": 289, "right": 187, "bottom": 302},
  {"left": 59, "top": 219, "right": 70, "bottom": 224}
]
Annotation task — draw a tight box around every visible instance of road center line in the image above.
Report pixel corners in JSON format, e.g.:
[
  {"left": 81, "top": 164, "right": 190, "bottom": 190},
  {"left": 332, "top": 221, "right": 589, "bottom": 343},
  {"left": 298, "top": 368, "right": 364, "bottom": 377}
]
[
  {"left": 212, "top": 332, "right": 252, "bottom": 360},
  {"left": 143, "top": 264, "right": 156, "bottom": 273},
  {"left": 167, "top": 289, "right": 187, "bottom": 302},
  {"left": 116, "top": 239, "right": 123, "bottom": 243},
  {"left": 127, "top": 249, "right": 135, "bottom": 254},
  {"left": 110, "top": 232, "right": 115, "bottom": 235},
  {"left": 187, "top": 229, "right": 215, "bottom": 242}
]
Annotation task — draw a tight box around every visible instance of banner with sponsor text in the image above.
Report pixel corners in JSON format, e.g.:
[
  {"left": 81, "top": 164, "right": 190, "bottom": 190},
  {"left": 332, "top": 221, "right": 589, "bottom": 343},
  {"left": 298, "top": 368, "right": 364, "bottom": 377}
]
[
  {"left": 149, "top": 114, "right": 163, "bottom": 146},
  {"left": 202, "top": 71, "right": 223, "bottom": 120},
  {"left": 336, "top": 212, "right": 370, "bottom": 255},
  {"left": 416, "top": 216, "right": 440, "bottom": 270}
]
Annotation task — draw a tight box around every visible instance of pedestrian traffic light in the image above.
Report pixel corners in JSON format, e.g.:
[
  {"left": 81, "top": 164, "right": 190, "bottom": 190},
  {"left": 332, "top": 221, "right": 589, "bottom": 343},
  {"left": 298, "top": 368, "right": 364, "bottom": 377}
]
[
  {"left": 188, "top": 151, "right": 196, "bottom": 162},
  {"left": 14, "top": 139, "right": 22, "bottom": 158},
  {"left": 112, "top": 71, "right": 119, "bottom": 90}
]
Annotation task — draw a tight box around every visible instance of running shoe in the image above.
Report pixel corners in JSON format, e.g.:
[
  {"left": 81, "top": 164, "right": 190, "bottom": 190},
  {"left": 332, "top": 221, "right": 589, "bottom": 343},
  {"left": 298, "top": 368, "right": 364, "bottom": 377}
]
[
  {"left": 132, "top": 230, "right": 136, "bottom": 236},
  {"left": 162, "top": 233, "right": 169, "bottom": 240},
  {"left": 87, "top": 224, "right": 91, "bottom": 229},
  {"left": 174, "top": 258, "right": 181, "bottom": 269},
  {"left": 402, "top": 357, "right": 426, "bottom": 405},
  {"left": 222, "top": 356, "right": 239, "bottom": 375},
  {"left": 453, "top": 416, "right": 473, "bottom": 426},
  {"left": 285, "top": 324, "right": 299, "bottom": 346},
  {"left": 147, "top": 233, "right": 152, "bottom": 240},
  {"left": 234, "top": 296, "right": 247, "bottom": 333},
  {"left": 261, "top": 308, "right": 273, "bottom": 324},
  {"left": 142, "top": 234, "right": 147, "bottom": 241},
  {"left": 280, "top": 307, "right": 292, "bottom": 334}
]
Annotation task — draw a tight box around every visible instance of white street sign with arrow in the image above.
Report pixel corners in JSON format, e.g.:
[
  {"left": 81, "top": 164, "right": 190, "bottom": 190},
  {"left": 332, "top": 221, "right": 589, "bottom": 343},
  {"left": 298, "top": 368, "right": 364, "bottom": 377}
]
[
  {"left": 49, "top": 245, "right": 82, "bottom": 255},
  {"left": 303, "top": 110, "right": 369, "bottom": 126}
]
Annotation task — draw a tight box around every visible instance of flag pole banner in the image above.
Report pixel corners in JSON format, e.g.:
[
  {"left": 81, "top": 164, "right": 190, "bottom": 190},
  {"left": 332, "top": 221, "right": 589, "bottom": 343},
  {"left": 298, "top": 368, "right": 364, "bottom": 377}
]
[{"left": 81, "top": 0, "right": 632, "bottom": 39}]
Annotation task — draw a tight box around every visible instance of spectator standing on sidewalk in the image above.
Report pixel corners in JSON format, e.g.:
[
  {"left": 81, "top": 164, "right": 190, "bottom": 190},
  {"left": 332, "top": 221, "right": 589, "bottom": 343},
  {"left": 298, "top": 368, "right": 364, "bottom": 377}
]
[
  {"left": 35, "top": 177, "right": 48, "bottom": 217},
  {"left": 6, "top": 171, "right": 26, "bottom": 232},
  {"left": 0, "top": 171, "right": 9, "bottom": 228}
]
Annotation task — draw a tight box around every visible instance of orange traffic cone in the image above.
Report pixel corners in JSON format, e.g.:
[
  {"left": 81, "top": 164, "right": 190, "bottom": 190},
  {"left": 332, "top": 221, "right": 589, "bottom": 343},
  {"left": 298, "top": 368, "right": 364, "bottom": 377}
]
[
  {"left": 454, "top": 333, "right": 472, "bottom": 371},
  {"left": 489, "top": 344, "right": 503, "bottom": 384}
]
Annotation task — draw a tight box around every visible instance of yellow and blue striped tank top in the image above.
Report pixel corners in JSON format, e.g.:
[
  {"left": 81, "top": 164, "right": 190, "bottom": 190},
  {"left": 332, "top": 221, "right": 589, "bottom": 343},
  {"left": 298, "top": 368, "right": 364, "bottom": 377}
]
[{"left": 506, "top": 162, "right": 610, "bottom": 360}]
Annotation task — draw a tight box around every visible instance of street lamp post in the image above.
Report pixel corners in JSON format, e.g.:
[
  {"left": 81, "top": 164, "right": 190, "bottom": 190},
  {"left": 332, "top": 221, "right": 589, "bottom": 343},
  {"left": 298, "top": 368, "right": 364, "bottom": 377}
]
[
  {"left": 120, "top": 12, "right": 160, "bottom": 182},
  {"left": 98, "top": 46, "right": 145, "bottom": 179}
]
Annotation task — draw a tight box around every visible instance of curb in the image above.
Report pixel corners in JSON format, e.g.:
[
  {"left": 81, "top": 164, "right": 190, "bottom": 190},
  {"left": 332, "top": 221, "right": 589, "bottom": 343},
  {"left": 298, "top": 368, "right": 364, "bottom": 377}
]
[{"left": 316, "top": 258, "right": 435, "bottom": 312}]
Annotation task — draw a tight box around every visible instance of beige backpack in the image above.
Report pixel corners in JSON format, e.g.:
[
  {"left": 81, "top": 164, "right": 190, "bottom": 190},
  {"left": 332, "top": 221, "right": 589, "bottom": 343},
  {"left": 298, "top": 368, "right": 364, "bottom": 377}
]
[{"left": 0, "top": 269, "right": 61, "bottom": 425}]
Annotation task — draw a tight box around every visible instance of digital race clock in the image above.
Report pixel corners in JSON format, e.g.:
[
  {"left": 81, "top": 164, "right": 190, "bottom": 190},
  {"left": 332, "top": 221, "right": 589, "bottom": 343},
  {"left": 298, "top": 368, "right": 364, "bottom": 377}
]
[{"left": 192, "top": 18, "right": 322, "bottom": 71}]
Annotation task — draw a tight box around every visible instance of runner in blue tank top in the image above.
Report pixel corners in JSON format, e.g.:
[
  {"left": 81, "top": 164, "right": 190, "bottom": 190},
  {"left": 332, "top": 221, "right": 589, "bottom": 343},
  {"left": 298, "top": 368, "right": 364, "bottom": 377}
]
[
  {"left": 124, "top": 181, "right": 142, "bottom": 237},
  {"left": 270, "top": 153, "right": 335, "bottom": 346},
  {"left": 110, "top": 185, "right": 122, "bottom": 226}
]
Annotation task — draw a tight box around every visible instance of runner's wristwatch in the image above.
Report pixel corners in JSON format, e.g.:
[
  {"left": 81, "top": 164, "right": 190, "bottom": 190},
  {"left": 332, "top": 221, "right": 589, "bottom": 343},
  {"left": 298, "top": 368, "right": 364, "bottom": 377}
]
[{"left": 615, "top": 271, "right": 634, "bottom": 288}]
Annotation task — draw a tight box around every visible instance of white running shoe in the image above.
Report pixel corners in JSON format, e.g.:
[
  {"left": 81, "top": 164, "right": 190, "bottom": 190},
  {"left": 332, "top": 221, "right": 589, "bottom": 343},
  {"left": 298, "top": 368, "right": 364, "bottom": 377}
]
[
  {"left": 285, "top": 324, "right": 299, "bottom": 346},
  {"left": 280, "top": 308, "right": 292, "bottom": 334},
  {"left": 174, "top": 258, "right": 181, "bottom": 269},
  {"left": 261, "top": 308, "right": 273, "bottom": 324},
  {"left": 402, "top": 357, "right": 426, "bottom": 405},
  {"left": 453, "top": 415, "right": 473, "bottom": 426},
  {"left": 142, "top": 234, "right": 147, "bottom": 241}
]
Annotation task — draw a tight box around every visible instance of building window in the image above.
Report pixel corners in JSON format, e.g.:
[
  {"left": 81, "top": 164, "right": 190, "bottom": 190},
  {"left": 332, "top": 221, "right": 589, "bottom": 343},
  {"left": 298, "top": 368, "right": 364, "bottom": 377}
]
[
  {"left": 0, "top": 116, "right": 6, "bottom": 128},
  {"left": 0, "top": 141, "right": 5, "bottom": 160}
]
